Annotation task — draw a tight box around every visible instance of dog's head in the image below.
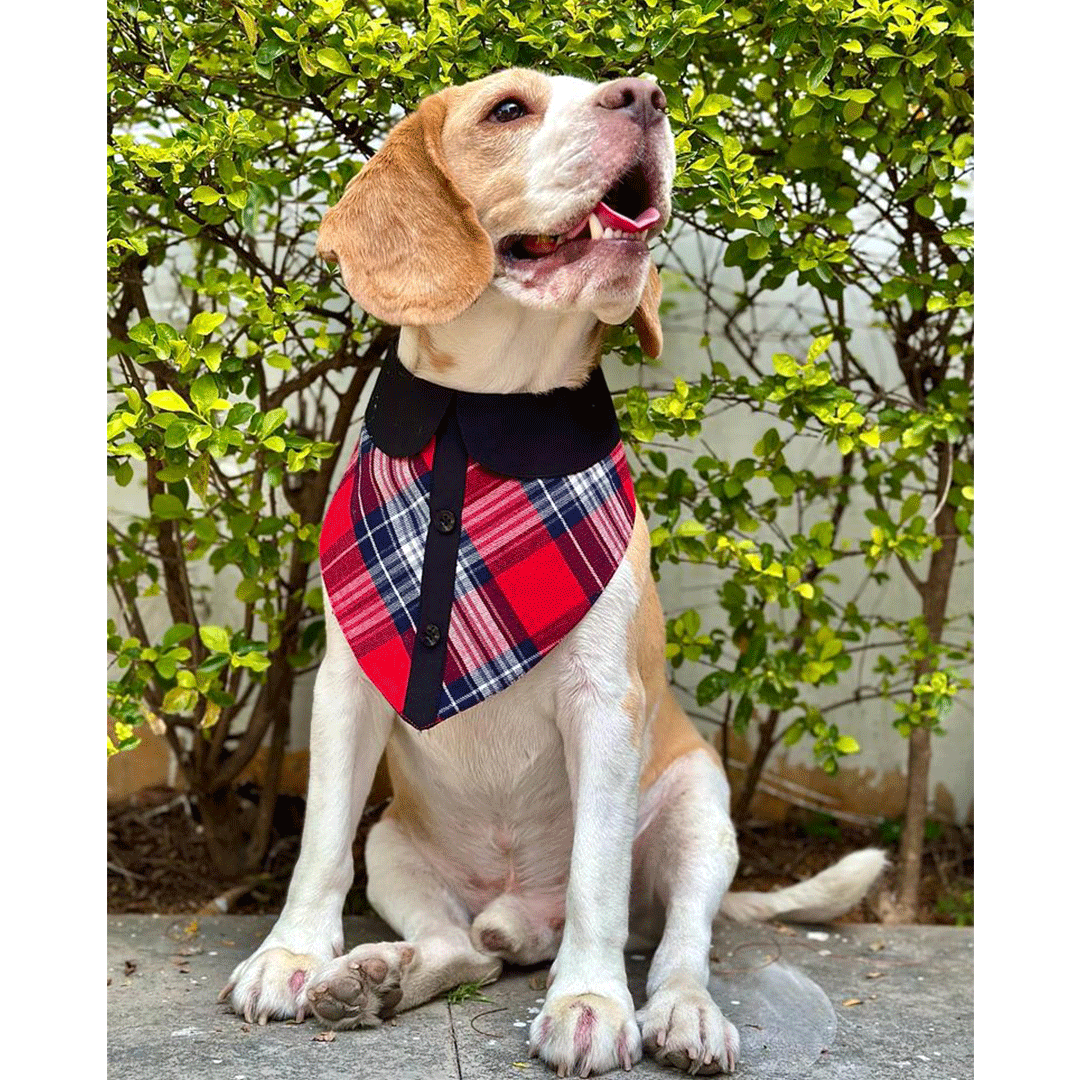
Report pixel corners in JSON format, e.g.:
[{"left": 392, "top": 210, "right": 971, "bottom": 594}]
[{"left": 316, "top": 69, "right": 675, "bottom": 359}]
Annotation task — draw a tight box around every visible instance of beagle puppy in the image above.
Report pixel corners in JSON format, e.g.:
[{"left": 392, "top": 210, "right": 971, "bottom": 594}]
[{"left": 221, "top": 69, "right": 885, "bottom": 1077}]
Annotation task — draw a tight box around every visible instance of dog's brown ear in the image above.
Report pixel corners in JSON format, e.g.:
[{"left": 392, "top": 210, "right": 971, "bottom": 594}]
[
  {"left": 631, "top": 261, "right": 663, "bottom": 359},
  {"left": 316, "top": 95, "right": 494, "bottom": 325}
]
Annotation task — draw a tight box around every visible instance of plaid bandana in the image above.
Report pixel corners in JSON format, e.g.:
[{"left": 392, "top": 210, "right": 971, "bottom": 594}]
[{"left": 319, "top": 354, "right": 637, "bottom": 730}]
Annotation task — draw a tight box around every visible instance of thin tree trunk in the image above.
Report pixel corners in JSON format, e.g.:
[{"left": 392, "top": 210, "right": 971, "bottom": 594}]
[
  {"left": 733, "top": 707, "right": 780, "bottom": 822},
  {"left": 199, "top": 786, "right": 245, "bottom": 879},
  {"left": 890, "top": 455, "right": 958, "bottom": 921}
]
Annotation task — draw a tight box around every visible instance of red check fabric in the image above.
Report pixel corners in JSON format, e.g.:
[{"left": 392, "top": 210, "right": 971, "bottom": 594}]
[{"left": 319, "top": 425, "right": 637, "bottom": 727}]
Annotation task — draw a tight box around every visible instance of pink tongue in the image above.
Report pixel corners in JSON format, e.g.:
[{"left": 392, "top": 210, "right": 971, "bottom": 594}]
[{"left": 595, "top": 201, "right": 661, "bottom": 233}]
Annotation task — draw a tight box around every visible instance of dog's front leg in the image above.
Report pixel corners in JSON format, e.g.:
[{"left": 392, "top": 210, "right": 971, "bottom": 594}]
[
  {"left": 220, "top": 604, "right": 393, "bottom": 1024},
  {"left": 530, "top": 604, "right": 645, "bottom": 1075}
]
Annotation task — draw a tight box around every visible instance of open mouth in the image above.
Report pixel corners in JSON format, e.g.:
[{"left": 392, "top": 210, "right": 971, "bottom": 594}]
[{"left": 500, "top": 163, "right": 661, "bottom": 263}]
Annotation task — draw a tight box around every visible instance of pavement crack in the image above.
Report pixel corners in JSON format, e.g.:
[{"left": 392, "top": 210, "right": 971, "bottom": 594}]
[{"left": 447, "top": 1000, "right": 463, "bottom": 1080}]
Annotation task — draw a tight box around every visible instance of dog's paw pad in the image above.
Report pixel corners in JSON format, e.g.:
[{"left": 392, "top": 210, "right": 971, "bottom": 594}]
[{"left": 305, "top": 942, "right": 414, "bottom": 1030}]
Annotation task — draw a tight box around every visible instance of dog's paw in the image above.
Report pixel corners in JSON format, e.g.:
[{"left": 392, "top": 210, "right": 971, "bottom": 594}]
[
  {"left": 529, "top": 989, "right": 641, "bottom": 1077},
  {"left": 219, "top": 946, "right": 326, "bottom": 1025},
  {"left": 305, "top": 942, "right": 416, "bottom": 1030},
  {"left": 637, "top": 983, "right": 739, "bottom": 1075}
]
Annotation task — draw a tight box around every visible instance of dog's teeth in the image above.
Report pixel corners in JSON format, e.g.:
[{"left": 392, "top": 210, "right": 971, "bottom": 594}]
[
  {"left": 603, "top": 227, "right": 614, "bottom": 240},
  {"left": 588, "top": 213, "right": 602, "bottom": 240}
]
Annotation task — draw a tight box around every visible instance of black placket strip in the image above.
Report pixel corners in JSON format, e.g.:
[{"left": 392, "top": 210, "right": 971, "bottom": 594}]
[{"left": 402, "top": 402, "right": 468, "bottom": 729}]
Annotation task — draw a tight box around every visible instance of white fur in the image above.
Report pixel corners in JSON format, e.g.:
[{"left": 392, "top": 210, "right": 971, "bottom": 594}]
[
  {"left": 719, "top": 849, "right": 888, "bottom": 924},
  {"left": 223, "top": 70, "right": 885, "bottom": 1076}
]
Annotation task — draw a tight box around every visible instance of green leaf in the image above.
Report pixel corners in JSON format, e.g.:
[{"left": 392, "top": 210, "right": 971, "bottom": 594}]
[
  {"left": 675, "top": 520, "right": 706, "bottom": 537},
  {"left": 147, "top": 390, "right": 192, "bottom": 413},
  {"left": 807, "top": 334, "right": 833, "bottom": 362},
  {"left": 191, "top": 186, "right": 222, "bottom": 205},
  {"left": 807, "top": 55, "right": 832, "bottom": 90},
  {"left": 942, "top": 227, "right": 973, "bottom": 248},
  {"left": 746, "top": 234, "right": 769, "bottom": 260},
  {"left": 235, "top": 6, "right": 258, "bottom": 45},
  {"left": 191, "top": 312, "right": 226, "bottom": 335},
  {"left": 260, "top": 407, "right": 288, "bottom": 438},
  {"left": 190, "top": 375, "right": 218, "bottom": 414},
  {"left": 162, "top": 623, "right": 195, "bottom": 648},
  {"left": 151, "top": 493, "right": 187, "bottom": 520},
  {"left": 915, "top": 195, "right": 936, "bottom": 218},
  {"left": 697, "top": 94, "right": 731, "bottom": 117},
  {"left": 770, "top": 472, "right": 796, "bottom": 498},
  {"left": 316, "top": 48, "right": 353, "bottom": 75},
  {"left": 881, "top": 78, "right": 905, "bottom": 110},
  {"left": 199, "top": 625, "right": 232, "bottom": 654},
  {"left": 835, "top": 735, "right": 861, "bottom": 754}
]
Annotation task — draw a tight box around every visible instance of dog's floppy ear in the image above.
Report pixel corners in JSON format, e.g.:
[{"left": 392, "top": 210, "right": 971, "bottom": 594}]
[
  {"left": 316, "top": 94, "right": 494, "bottom": 325},
  {"left": 631, "top": 261, "right": 663, "bottom": 359}
]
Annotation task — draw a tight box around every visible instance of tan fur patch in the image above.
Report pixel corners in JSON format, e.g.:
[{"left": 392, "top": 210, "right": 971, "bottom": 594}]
[
  {"left": 417, "top": 326, "right": 456, "bottom": 372},
  {"left": 624, "top": 510, "right": 720, "bottom": 790},
  {"left": 316, "top": 94, "right": 494, "bottom": 325},
  {"left": 439, "top": 70, "right": 553, "bottom": 239},
  {"left": 631, "top": 262, "right": 663, "bottom": 359},
  {"left": 584, "top": 321, "right": 611, "bottom": 373}
]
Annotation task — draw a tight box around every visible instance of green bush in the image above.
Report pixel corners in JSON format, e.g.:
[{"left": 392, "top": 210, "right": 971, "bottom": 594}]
[{"left": 108, "top": 0, "right": 972, "bottom": 910}]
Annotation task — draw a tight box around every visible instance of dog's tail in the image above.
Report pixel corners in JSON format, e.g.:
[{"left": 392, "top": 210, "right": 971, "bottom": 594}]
[{"left": 719, "top": 848, "right": 887, "bottom": 924}]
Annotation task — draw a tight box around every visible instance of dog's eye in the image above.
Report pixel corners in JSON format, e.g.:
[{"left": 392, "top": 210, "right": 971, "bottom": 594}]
[{"left": 488, "top": 98, "right": 528, "bottom": 123}]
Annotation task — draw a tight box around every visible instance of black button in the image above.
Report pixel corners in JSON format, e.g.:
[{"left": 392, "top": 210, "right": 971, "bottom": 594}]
[
  {"left": 420, "top": 623, "right": 441, "bottom": 648},
  {"left": 435, "top": 509, "right": 456, "bottom": 534}
]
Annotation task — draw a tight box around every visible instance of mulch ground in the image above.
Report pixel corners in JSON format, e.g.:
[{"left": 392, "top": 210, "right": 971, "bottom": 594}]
[{"left": 107, "top": 785, "right": 973, "bottom": 926}]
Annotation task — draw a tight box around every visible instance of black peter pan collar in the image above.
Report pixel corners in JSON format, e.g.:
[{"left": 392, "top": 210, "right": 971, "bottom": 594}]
[{"left": 364, "top": 351, "right": 622, "bottom": 478}]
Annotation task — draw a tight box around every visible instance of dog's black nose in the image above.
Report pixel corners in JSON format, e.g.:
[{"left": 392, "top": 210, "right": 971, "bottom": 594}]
[{"left": 596, "top": 78, "right": 668, "bottom": 128}]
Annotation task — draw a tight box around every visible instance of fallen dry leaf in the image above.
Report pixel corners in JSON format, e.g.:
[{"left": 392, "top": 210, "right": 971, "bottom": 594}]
[
  {"left": 313, "top": 1031, "right": 336, "bottom": 1042},
  {"left": 842, "top": 998, "right": 863, "bottom": 1007},
  {"left": 124, "top": 960, "right": 138, "bottom": 976},
  {"left": 869, "top": 941, "right": 886, "bottom": 952},
  {"left": 865, "top": 971, "right": 883, "bottom": 979}
]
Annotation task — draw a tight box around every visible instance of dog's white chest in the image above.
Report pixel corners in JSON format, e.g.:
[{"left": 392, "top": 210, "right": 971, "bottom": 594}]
[{"left": 385, "top": 666, "right": 576, "bottom": 911}]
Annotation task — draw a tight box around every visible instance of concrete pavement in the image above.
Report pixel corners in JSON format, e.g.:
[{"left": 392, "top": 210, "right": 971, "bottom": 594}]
[{"left": 107, "top": 914, "right": 972, "bottom": 1079}]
